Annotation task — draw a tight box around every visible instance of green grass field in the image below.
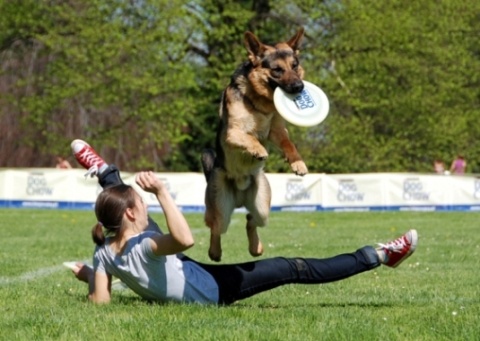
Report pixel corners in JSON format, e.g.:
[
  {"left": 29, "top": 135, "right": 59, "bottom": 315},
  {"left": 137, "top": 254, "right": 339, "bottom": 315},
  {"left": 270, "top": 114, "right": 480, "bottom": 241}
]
[{"left": 1, "top": 209, "right": 479, "bottom": 340}]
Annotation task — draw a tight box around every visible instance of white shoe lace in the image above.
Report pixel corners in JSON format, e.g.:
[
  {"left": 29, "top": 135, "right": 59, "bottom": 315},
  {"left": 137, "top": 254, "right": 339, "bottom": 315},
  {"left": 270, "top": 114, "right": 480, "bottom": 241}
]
[
  {"left": 378, "top": 236, "right": 408, "bottom": 253},
  {"left": 84, "top": 165, "right": 99, "bottom": 178}
]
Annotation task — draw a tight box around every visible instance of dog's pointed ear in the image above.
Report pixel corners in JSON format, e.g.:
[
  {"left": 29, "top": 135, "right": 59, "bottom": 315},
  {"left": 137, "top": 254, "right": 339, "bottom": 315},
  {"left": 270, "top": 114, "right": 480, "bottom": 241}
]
[
  {"left": 244, "top": 31, "right": 266, "bottom": 64},
  {"left": 286, "top": 27, "right": 305, "bottom": 53}
]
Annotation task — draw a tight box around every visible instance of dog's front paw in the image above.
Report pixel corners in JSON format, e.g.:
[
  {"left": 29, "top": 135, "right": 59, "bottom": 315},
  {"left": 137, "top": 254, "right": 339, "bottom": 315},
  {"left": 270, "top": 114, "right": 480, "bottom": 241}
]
[
  {"left": 253, "top": 153, "right": 268, "bottom": 161},
  {"left": 248, "top": 147, "right": 268, "bottom": 161},
  {"left": 291, "top": 160, "right": 308, "bottom": 176}
]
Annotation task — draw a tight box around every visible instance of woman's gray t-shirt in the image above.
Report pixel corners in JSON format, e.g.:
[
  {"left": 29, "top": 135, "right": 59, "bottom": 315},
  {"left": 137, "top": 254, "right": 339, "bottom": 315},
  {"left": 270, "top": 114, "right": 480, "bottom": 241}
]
[{"left": 93, "top": 231, "right": 219, "bottom": 304}]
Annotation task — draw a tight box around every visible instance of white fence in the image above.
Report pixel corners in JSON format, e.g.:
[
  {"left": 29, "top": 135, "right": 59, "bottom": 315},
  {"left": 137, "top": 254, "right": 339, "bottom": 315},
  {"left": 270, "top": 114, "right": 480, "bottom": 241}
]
[{"left": 1, "top": 168, "right": 480, "bottom": 212}]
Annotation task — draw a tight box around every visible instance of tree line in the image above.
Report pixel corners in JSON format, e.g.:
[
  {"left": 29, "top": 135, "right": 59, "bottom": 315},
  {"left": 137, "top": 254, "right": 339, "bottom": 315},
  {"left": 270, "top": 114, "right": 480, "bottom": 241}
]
[{"left": 1, "top": 0, "right": 479, "bottom": 173}]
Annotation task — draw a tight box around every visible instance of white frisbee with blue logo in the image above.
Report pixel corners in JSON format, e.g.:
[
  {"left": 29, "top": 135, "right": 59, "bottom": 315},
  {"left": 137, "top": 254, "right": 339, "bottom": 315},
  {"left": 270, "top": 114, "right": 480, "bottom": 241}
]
[{"left": 274, "top": 80, "right": 329, "bottom": 127}]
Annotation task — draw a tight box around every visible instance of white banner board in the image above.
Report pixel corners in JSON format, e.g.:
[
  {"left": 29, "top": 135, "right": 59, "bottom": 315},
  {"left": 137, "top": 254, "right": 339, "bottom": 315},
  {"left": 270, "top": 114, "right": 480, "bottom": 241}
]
[{"left": 1, "top": 168, "right": 480, "bottom": 212}]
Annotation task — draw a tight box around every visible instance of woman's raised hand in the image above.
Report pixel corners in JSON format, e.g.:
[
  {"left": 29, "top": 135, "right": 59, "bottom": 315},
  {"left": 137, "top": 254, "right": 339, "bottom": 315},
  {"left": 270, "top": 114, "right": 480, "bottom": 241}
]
[{"left": 135, "top": 171, "right": 165, "bottom": 195}]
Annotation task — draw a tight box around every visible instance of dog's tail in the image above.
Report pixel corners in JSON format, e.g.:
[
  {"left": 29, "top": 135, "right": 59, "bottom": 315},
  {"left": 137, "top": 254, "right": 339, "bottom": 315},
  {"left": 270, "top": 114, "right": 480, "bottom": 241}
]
[{"left": 201, "top": 148, "right": 216, "bottom": 182}]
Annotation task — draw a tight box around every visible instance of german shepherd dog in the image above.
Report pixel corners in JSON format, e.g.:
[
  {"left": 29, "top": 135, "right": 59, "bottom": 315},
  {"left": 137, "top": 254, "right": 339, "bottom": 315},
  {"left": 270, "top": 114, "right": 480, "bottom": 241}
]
[{"left": 201, "top": 28, "right": 308, "bottom": 262}]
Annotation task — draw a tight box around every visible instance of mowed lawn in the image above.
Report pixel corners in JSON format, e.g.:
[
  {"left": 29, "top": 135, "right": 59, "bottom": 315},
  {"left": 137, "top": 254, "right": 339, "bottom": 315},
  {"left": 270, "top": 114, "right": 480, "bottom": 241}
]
[{"left": 0, "top": 209, "right": 478, "bottom": 341}]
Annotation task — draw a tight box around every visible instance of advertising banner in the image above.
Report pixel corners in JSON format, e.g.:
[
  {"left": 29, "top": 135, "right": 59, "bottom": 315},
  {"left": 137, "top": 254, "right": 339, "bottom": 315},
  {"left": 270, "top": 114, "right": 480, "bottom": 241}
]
[
  {"left": 321, "top": 173, "right": 386, "bottom": 211},
  {"left": 2, "top": 168, "right": 480, "bottom": 212},
  {"left": 266, "top": 173, "right": 323, "bottom": 211}
]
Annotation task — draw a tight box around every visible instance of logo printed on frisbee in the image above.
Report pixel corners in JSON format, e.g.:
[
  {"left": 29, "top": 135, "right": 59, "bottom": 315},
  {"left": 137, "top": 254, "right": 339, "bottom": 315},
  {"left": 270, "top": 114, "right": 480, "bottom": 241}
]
[
  {"left": 274, "top": 81, "right": 329, "bottom": 127},
  {"left": 293, "top": 88, "right": 316, "bottom": 111}
]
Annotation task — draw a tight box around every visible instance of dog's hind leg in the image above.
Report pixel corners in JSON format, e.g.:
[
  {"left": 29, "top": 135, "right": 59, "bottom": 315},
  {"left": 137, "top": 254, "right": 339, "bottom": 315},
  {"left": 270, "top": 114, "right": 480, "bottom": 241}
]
[
  {"left": 244, "top": 172, "right": 271, "bottom": 257},
  {"left": 204, "top": 169, "right": 235, "bottom": 262},
  {"left": 246, "top": 214, "right": 264, "bottom": 257},
  {"left": 200, "top": 148, "right": 216, "bottom": 181}
]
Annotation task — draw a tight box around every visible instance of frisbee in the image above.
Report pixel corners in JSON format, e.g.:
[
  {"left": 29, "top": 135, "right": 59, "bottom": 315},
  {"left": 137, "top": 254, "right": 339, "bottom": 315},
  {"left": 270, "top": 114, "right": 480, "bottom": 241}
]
[{"left": 274, "top": 80, "right": 329, "bottom": 127}]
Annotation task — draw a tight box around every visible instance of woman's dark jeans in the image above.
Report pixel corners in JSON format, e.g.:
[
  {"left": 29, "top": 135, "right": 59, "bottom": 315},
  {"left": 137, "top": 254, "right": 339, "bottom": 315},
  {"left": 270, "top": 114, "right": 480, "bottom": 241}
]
[{"left": 194, "top": 246, "right": 380, "bottom": 305}]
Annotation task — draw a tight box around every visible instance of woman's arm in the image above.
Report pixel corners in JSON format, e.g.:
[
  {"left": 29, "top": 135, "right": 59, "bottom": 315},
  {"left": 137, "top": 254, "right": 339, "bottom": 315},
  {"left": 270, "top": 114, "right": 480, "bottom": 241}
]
[
  {"left": 89, "top": 271, "right": 111, "bottom": 304},
  {"left": 72, "top": 263, "right": 111, "bottom": 304},
  {"left": 135, "top": 171, "right": 194, "bottom": 255}
]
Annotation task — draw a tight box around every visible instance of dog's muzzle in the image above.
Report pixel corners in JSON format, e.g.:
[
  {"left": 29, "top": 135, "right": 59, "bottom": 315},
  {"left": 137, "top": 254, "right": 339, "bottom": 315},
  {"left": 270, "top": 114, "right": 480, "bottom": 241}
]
[
  {"left": 281, "top": 80, "right": 304, "bottom": 94},
  {"left": 268, "top": 79, "right": 304, "bottom": 94}
]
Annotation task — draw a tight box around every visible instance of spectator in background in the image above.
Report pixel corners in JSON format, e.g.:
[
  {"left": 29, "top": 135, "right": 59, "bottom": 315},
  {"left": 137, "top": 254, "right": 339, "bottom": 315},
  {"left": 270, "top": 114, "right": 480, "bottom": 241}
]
[
  {"left": 55, "top": 156, "right": 72, "bottom": 169},
  {"left": 433, "top": 159, "right": 445, "bottom": 174},
  {"left": 450, "top": 155, "right": 466, "bottom": 175}
]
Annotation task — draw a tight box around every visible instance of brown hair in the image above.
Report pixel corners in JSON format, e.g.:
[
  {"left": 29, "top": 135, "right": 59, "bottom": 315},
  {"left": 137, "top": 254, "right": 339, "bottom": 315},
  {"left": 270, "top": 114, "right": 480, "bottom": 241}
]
[{"left": 91, "top": 184, "right": 137, "bottom": 246}]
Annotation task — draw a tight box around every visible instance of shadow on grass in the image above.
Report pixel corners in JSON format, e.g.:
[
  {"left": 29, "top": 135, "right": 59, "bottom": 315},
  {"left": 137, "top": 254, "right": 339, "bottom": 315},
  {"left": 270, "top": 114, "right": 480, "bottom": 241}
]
[
  {"left": 228, "top": 301, "right": 396, "bottom": 309},
  {"left": 64, "top": 291, "right": 396, "bottom": 309},
  {"left": 64, "top": 290, "right": 145, "bottom": 305}
]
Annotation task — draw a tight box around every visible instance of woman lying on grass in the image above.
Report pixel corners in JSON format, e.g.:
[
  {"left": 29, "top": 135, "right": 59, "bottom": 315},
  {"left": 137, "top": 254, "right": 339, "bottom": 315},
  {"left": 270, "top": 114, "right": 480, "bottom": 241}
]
[{"left": 69, "top": 139, "right": 418, "bottom": 305}]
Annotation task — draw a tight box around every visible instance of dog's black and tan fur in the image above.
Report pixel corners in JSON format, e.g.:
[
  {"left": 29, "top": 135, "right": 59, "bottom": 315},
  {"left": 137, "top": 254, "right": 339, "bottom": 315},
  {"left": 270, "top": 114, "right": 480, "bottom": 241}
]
[{"left": 201, "top": 28, "right": 308, "bottom": 262}]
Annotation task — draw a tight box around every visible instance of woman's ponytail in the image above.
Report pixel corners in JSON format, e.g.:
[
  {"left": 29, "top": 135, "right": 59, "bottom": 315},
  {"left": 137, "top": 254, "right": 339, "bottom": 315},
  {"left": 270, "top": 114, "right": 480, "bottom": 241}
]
[{"left": 92, "top": 222, "right": 106, "bottom": 246}]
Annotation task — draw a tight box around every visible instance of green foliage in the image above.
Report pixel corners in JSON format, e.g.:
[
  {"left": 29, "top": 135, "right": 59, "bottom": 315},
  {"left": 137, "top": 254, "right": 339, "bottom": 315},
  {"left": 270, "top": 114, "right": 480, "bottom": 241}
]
[
  {"left": 0, "top": 0, "right": 479, "bottom": 172},
  {"left": 299, "top": 0, "right": 480, "bottom": 172},
  {"left": 1, "top": 0, "right": 201, "bottom": 170},
  {"left": 1, "top": 209, "right": 480, "bottom": 340}
]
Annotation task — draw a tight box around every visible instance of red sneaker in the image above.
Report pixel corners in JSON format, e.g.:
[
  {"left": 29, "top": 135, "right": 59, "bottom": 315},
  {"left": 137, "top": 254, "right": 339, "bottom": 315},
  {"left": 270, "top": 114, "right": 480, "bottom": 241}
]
[
  {"left": 378, "top": 229, "right": 418, "bottom": 268},
  {"left": 71, "top": 139, "right": 106, "bottom": 177}
]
